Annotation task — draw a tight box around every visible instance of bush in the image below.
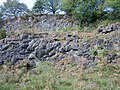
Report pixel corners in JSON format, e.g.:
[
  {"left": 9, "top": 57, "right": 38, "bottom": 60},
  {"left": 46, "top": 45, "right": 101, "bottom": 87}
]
[
  {"left": 90, "top": 49, "right": 98, "bottom": 56},
  {"left": 62, "top": 0, "right": 76, "bottom": 15},
  {"left": 72, "top": 0, "right": 105, "bottom": 24},
  {"left": 0, "top": 30, "right": 6, "bottom": 40},
  {"left": 105, "top": 0, "right": 120, "bottom": 20}
]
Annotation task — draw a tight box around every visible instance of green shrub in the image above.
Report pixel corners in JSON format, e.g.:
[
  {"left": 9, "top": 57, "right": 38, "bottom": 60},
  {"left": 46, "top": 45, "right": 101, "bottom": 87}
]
[
  {"left": 0, "top": 30, "right": 6, "bottom": 40},
  {"left": 105, "top": 0, "right": 120, "bottom": 19},
  {"left": 62, "top": 0, "right": 105, "bottom": 24},
  {"left": 90, "top": 49, "right": 98, "bottom": 56},
  {"left": 98, "top": 49, "right": 107, "bottom": 58},
  {"left": 90, "top": 46, "right": 107, "bottom": 58}
]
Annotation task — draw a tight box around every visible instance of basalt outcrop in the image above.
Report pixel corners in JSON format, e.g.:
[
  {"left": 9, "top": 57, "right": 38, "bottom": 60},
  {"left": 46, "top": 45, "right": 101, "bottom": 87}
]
[
  {"left": 1, "top": 15, "right": 77, "bottom": 31},
  {"left": 0, "top": 30, "right": 120, "bottom": 68}
]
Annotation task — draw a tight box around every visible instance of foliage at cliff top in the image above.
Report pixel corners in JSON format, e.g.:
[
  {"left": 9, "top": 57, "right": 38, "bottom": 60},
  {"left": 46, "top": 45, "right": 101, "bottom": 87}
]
[
  {"left": 32, "top": 0, "right": 61, "bottom": 14},
  {"left": 0, "top": 0, "right": 29, "bottom": 19}
]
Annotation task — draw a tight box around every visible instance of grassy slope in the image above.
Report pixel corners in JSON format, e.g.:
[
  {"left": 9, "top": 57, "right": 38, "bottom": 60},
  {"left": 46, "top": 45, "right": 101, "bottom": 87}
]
[{"left": 0, "top": 60, "right": 120, "bottom": 90}]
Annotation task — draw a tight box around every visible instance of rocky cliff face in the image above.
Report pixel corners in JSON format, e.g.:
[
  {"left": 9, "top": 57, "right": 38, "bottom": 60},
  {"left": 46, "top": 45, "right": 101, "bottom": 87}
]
[
  {"left": 0, "top": 16, "right": 120, "bottom": 68},
  {"left": 2, "top": 15, "right": 76, "bottom": 31},
  {"left": 0, "top": 28, "right": 120, "bottom": 68}
]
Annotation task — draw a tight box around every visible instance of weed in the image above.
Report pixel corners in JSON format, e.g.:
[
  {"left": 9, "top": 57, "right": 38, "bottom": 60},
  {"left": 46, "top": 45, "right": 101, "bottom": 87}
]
[{"left": 0, "top": 30, "right": 6, "bottom": 40}]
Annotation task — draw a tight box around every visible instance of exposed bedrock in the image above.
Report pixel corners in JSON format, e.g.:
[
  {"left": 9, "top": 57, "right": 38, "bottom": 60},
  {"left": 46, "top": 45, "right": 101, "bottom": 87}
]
[{"left": 0, "top": 32, "right": 120, "bottom": 68}]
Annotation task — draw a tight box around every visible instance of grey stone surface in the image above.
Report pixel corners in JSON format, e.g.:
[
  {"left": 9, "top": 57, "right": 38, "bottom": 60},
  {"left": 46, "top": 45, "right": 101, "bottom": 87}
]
[
  {"left": 0, "top": 22, "right": 120, "bottom": 67},
  {"left": 2, "top": 15, "right": 77, "bottom": 32},
  {"left": 97, "top": 22, "right": 120, "bottom": 34}
]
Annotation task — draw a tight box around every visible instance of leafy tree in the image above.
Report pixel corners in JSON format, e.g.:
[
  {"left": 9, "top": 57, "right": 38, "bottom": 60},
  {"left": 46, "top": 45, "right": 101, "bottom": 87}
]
[
  {"left": 45, "top": 0, "right": 61, "bottom": 14},
  {"left": 33, "top": 0, "right": 61, "bottom": 14},
  {"left": 74, "top": 0, "right": 104, "bottom": 23},
  {"left": 62, "top": 0, "right": 105, "bottom": 24},
  {"left": 32, "top": 0, "right": 44, "bottom": 14},
  {"left": 62, "top": 0, "right": 76, "bottom": 15},
  {"left": 0, "top": 0, "right": 29, "bottom": 19}
]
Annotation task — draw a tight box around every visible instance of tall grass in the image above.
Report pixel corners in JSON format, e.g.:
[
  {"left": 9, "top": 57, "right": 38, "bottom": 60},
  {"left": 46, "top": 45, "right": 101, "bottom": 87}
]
[{"left": 0, "top": 60, "right": 120, "bottom": 90}]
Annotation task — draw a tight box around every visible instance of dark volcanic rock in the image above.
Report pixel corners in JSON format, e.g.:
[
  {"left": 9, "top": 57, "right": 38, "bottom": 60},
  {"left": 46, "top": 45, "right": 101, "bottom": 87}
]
[
  {"left": 97, "top": 22, "right": 120, "bottom": 34},
  {"left": 20, "top": 34, "right": 28, "bottom": 40},
  {"left": 19, "top": 43, "right": 29, "bottom": 49},
  {"left": 49, "top": 49, "right": 56, "bottom": 57},
  {"left": 35, "top": 49, "right": 45, "bottom": 59},
  {"left": 11, "top": 55, "right": 24, "bottom": 64},
  {"left": 106, "top": 53, "right": 117, "bottom": 63},
  {"left": 1, "top": 44, "right": 10, "bottom": 51},
  {"left": 83, "top": 61, "right": 97, "bottom": 68},
  {"left": 0, "top": 28, "right": 120, "bottom": 68}
]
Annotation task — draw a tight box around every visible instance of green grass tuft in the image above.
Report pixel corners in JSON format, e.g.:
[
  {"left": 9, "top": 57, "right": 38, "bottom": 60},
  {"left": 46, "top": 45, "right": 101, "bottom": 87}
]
[{"left": 0, "top": 30, "right": 6, "bottom": 40}]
